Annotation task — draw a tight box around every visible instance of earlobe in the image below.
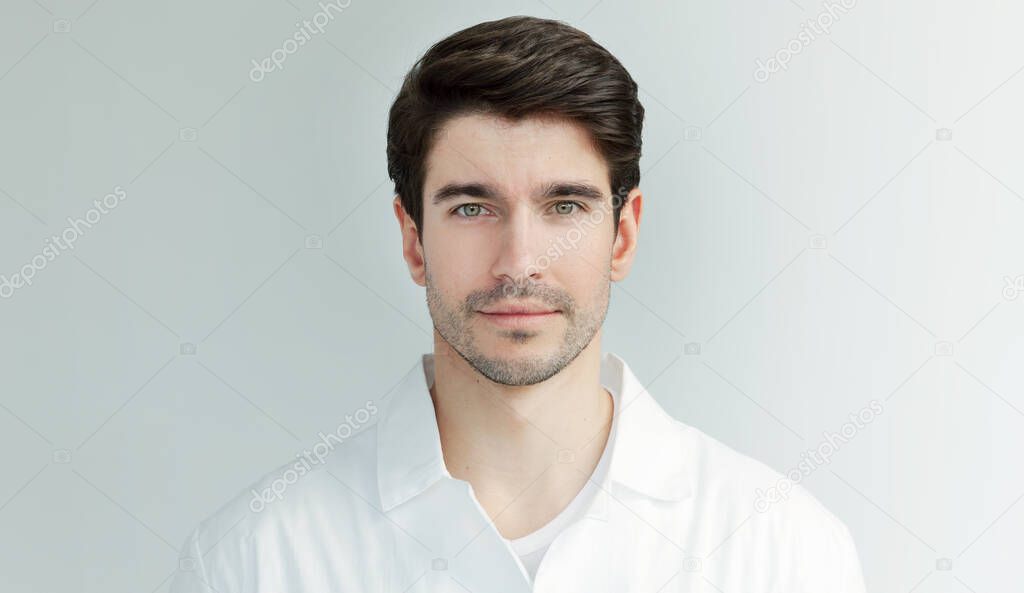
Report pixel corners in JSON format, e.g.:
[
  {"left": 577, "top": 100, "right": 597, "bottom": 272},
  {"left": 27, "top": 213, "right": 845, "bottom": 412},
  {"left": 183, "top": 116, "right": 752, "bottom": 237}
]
[{"left": 410, "top": 234, "right": 426, "bottom": 287}]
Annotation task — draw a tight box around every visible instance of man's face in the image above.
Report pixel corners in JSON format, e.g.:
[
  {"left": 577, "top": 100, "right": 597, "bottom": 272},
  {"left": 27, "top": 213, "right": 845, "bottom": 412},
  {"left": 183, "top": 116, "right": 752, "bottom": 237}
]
[{"left": 400, "top": 113, "right": 636, "bottom": 387}]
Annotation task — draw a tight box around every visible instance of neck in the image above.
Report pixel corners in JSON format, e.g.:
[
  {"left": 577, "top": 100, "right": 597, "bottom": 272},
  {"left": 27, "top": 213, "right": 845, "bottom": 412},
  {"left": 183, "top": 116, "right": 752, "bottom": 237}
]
[{"left": 428, "top": 332, "right": 613, "bottom": 538}]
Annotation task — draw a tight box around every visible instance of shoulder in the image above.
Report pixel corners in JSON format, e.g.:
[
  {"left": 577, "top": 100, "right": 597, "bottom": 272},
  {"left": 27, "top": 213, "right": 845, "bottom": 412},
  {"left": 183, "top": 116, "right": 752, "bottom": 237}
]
[
  {"left": 169, "top": 422, "right": 384, "bottom": 592},
  {"left": 674, "top": 417, "right": 844, "bottom": 525},
  {"left": 211, "top": 419, "right": 380, "bottom": 529},
  {"left": 668, "top": 418, "right": 866, "bottom": 590}
]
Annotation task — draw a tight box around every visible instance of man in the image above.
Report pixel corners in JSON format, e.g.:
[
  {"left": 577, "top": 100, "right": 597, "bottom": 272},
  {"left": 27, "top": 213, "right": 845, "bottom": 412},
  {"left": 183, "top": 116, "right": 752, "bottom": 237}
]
[{"left": 171, "top": 14, "right": 867, "bottom": 592}]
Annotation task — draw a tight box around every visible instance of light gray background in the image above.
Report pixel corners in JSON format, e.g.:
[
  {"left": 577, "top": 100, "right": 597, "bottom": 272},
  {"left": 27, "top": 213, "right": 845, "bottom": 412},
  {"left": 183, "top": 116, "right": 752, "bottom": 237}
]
[{"left": 2, "top": 0, "right": 1022, "bottom": 591}]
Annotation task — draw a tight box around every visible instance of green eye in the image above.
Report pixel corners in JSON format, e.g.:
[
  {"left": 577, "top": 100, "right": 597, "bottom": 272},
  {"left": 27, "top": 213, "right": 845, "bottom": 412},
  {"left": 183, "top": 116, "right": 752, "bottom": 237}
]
[
  {"left": 554, "top": 201, "right": 582, "bottom": 215},
  {"left": 454, "top": 203, "right": 488, "bottom": 217}
]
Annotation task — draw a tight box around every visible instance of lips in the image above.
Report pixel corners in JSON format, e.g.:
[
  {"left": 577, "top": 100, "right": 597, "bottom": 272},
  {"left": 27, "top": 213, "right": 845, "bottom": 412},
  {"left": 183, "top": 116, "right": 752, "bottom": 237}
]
[
  {"left": 478, "top": 307, "right": 560, "bottom": 328},
  {"left": 479, "top": 303, "right": 558, "bottom": 314}
]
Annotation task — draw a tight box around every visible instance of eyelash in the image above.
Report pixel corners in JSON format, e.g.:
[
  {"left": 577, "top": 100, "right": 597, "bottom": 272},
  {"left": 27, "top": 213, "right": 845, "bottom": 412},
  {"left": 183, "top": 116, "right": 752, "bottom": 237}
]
[{"left": 451, "top": 201, "right": 586, "bottom": 218}]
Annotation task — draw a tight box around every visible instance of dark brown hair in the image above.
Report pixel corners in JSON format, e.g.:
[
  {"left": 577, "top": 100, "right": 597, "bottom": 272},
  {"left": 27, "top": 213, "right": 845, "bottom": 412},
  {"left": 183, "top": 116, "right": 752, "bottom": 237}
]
[{"left": 386, "top": 15, "right": 644, "bottom": 243}]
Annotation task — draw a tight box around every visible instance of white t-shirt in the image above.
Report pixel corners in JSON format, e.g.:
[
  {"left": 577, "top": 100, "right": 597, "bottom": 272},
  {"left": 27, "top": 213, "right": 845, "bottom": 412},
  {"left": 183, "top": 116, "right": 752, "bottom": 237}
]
[{"left": 505, "top": 387, "right": 618, "bottom": 582}]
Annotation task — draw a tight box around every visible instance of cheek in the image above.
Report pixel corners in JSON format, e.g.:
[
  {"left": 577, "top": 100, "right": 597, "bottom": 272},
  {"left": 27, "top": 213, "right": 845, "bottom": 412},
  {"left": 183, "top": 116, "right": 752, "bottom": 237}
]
[
  {"left": 558, "top": 229, "right": 613, "bottom": 266},
  {"left": 427, "top": 227, "right": 478, "bottom": 263},
  {"left": 558, "top": 240, "right": 613, "bottom": 290},
  {"left": 425, "top": 247, "right": 481, "bottom": 296}
]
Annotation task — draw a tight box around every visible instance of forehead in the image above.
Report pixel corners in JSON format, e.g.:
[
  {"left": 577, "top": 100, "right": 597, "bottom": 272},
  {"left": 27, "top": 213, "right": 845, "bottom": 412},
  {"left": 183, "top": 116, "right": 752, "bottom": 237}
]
[{"left": 423, "top": 113, "right": 609, "bottom": 195}]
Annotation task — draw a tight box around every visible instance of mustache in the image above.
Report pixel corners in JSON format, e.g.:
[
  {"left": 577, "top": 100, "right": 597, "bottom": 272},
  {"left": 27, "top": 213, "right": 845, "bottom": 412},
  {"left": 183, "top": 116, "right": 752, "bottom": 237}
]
[{"left": 468, "top": 281, "right": 571, "bottom": 313}]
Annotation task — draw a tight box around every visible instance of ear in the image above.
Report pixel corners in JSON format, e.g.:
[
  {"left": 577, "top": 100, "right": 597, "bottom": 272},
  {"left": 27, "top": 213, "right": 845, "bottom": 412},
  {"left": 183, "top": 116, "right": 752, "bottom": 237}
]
[
  {"left": 393, "top": 195, "right": 426, "bottom": 287},
  {"left": 609, "top": 188, "right": 643, "bottom": 282}
]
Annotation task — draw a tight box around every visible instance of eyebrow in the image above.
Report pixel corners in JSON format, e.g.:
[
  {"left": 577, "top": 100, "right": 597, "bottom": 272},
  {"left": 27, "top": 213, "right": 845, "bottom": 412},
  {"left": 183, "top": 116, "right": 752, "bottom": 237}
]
[{"left": 430, "top": 181, "right": 606, "bottom": 206}]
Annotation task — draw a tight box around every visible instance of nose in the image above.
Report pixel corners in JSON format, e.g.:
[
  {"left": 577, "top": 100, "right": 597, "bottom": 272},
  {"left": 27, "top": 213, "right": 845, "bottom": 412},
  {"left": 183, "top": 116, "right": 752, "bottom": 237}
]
[{"left": 489, "top": 206, "right": 544, "bottom": 286}]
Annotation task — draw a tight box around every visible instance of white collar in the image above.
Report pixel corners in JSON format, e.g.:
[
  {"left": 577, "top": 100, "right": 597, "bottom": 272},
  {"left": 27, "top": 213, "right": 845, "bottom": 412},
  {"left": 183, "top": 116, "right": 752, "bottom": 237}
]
[{"left": 376, "top": 351, "right": 694, "bottom": 514}]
